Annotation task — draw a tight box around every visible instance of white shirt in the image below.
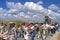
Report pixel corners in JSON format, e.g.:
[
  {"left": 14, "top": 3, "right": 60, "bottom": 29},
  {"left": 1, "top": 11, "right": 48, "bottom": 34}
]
[
  {"left": 42, "top": 24, "right": 47, "bottom": 29},
  {"left": 30, "top": 26, "right": 34, "bottom": 30},
  {"left": 56, "top": 24, "right": 58, "bottom": 27},
  {"left": 23, "top": 26, "right": 26, "bottom": 30},
  {"left": 50, "top": 26, "right": 54, "bottom": 29},
  {"left": 24, "top": 27, "right": 28, "bottom": 31},
  {"left": 24, "top": 27, "right": 29, "bottom": 40},
  {"left": 45, "top": 24, "right": 50, "bottom": 28}
]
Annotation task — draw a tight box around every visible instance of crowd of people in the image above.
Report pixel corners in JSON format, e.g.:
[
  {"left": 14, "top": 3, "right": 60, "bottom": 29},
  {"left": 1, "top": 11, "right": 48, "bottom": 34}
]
[{"left": 0, "top": 22, "right": 60, "bottom": 40}]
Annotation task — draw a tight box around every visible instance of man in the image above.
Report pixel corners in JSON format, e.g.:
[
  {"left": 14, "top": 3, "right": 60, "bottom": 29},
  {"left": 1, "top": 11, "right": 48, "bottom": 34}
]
[
  {"left": 17, "top": 25, "right": 22, "bottom": 38},
  {"left": 50, "top": 24, "right": 55, "bottom": 34},
  {"left": 30, "top": 23, "right": 35, "bottom": 40},
  {"left": 8, "top": 22, "right": 17, "bottom": 40}
]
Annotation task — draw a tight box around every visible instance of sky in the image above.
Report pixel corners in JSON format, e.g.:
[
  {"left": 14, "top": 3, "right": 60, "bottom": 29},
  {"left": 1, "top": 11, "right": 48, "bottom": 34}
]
[
  {"left": 0, "top": 0, "right": 60, "bottom": 9},
  {"left": 0, "top": 0, "right": 60, "bottom": 23}
]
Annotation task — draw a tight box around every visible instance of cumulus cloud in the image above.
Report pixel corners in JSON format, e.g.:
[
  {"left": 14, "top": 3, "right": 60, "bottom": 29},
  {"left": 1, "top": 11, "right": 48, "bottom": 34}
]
[
  {"left": 48, "top": 4, "right": 59, "bottom": 11},
  {"left": 37, "top": 1, "right": 43, "bottom": 5},
  {"left": 57, "top": 9, "right": 60, "bottom": 13},
  {"left": 0, "top": 2, "right": 60, "bottom": 23},
  {"left": 20, "top": 12, "right": 25, "bottom": 16},
  {"left": 0, "top": 8, "right": 7, "bottom": 14},
  {"left": 48, "top": 10, "right": 60, "bottom": 23},
  {"left": 24, "top": 2, "right": 44, "bottom": 11},
  {"left": 6, "top": 2, "right": 23, "bottom": 10}
]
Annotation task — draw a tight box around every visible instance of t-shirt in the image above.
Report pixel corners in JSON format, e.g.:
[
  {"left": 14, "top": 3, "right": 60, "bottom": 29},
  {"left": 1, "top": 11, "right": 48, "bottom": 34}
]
[
  {"left": 42, "top": 24, "right": 46, "bottom": 29},
  {"left": 30, "top": 26, "right": 35, "bottom": 34},
  {"left": 9, "top": 27, "right": 16, "bottom": 35},
  {"left": 22, "top": 26, "right": 25, "bottom": 31},
  {"left": 30, "top": 26, "right": 34, "bottom": 30},
  {"left": 42, "top": 24, "right": 50, "bottom": 29},
  {"left": 24, "top": 27, "right": 28, "bottom": 31},
  {"left": 50, "top": 26, "right": 54, "bottom": 29},
  {"left": 45, "top": 24, "right": 50, "bottom": 28},
  {"left": 24, "top": 27, "right": 29, "bottom": 39}
]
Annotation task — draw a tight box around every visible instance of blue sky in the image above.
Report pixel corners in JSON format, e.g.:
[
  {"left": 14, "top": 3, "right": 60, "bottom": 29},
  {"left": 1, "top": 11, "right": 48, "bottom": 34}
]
[
  {"left": 0, "top": 0, "right": 60, "bottom": 9},
  {"left": 0, "top": 0, "right": 60, "bottom": 23}
]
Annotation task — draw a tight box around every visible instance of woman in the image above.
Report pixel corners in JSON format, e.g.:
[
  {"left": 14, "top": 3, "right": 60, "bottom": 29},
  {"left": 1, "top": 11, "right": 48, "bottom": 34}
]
[{"left": 24, "top": 23, "right": 29, "bottom": 40}]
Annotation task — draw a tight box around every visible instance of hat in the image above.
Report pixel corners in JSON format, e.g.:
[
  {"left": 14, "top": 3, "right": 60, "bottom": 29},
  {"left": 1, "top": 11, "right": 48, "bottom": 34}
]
[{"left": 9, "top": 21, "right": 13, "bottom": 24}]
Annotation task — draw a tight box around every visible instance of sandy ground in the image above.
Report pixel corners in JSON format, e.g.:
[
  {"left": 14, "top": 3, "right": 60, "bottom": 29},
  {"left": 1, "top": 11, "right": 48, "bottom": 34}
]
[
  {"left": 17, "top": 34, "right": 52, "bottom": 40},
  {"left": 51, "top": 31, "right": 60, "bottom": 40}
]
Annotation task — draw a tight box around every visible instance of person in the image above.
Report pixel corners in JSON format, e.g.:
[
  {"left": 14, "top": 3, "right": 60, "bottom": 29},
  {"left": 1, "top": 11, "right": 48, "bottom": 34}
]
[
  {"left": 0, "top": 23, "right": 4, "bottom": 33},
  {"left": 23, "top": 23, "right": 29, "bottom": 40},
  {"left": 17, "top": 25, "right": 22, "bottom": 38},
  {"left": 45, "top": 23, "right": 51, "bottom": 35},
  {"left": 3, "top": 24, "right": 7, "bottom": 32},
  {"left": 30, "top": 23, "right": 35, "bottom": 40},
  {"left": 37, "top": 23, "right": 45, "bottom": 39},
  {"left": 55, "top": 23, "right": 59, "bottom": 31},
  {"left": 50, "top": 24, "right": 55, "bottom": 34},
  {"left": 39, "top": 23, "right": 43, "bottom": 40},
  {"left": 40, "top": 23, "right": 48, "bottom": 40},
  {"left": 2, "top": 29, "right": 9, "bottom": 40},
  {"left": 8, "top": 22, "right": 17, "bottom": 40},
  {"left": 22, "top": 23, "right": 26, "bottom": 38},
  {"left": 35, "top": 24, "right": 39, "bottom": 33}
]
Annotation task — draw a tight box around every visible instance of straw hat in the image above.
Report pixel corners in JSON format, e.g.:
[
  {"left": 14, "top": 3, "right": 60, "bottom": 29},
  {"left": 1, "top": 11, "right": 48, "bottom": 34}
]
[{"left": 9, "top": 21, "right": 14, "bottom": 25}]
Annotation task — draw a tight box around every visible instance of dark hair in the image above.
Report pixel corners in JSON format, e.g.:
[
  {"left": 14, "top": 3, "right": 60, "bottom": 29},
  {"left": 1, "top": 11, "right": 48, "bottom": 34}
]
[
  {"left": 9, "top": 23, "right": 15, "bottom": 27},
  {"left": 52, "top": 24, "right": 54, "bottom": 26},
  {"left": 41, "top": 23, "right": 43, "bottom": 25},
  {"left": 30, "top": 23, "right": 34, "bottom": 25},
  {"left": 22, "top": 23, "right": 25, "bottom": 25},
  {"left": 0, "top": 22, "right": 3, "bottom": 26},
  {"left": 18, "top": 24, "right": 21, "bottom": 28}
]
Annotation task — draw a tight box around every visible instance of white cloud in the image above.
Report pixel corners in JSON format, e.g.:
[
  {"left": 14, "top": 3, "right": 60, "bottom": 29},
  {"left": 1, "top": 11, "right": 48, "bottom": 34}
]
[
  {"left": 6, "top": 2, "right": 23, "bottom": 10},
  {"left": 13, "top": 15, "right": 18, "bottom": 17},
  {"left": 37, "top": 1, "right": 43, "bottom": 5},
  {"left": 0, "top": 2, "right": 60, "bottom": 23},
  {"left": 8, "top": 14, "right": 12, "bottom": 16},
  {"left": 3, "top": 13, "right": 7, "bottom": 16},
  {"left": 25, "top": 15, "right": 31, "bottom": 19},
  {"left": 0, "top": 8, "right": 7, "bottom": 14},
  {"left": 20, "top": 12, "right": 25, "bottom": 16},
  {"left": 8, "top": 9, "right": 17, "bottom": 13},
  {"left": 48, "top": 4, "right": 59, "bottom": 11},
  {"left": 24, "top": 2, "right": 44, "bottom": 11},
  {"left": 57, "top": 9, "right": 60, "bottom": 13}
]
